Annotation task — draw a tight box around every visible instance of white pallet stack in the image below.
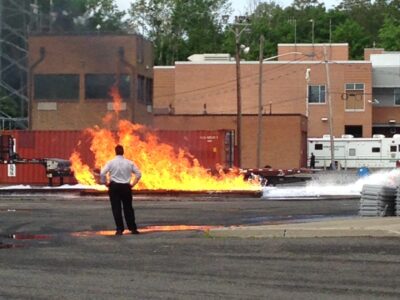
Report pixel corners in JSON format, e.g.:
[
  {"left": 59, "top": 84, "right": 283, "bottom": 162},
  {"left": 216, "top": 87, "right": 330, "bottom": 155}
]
[
  {"left": 360, "top": 184, "right": 396, "bottom": 217},
  {"left": 396, "top": 187, "right": 400, "bottom": 216}
]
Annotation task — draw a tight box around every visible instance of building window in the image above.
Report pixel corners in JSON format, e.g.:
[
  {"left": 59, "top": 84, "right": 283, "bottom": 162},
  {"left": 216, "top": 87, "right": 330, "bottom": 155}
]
[
  {"left": 136, "top": 36, "right": 144, "bottom": 64},
  {"left": 85, "top": 74, "right": 130, "bottom": 100},
  {"left": 137, "top": 75, "right": 145, "bottom": 103},
  {"left": 34, "top": 74, "right": 79, "bottom": 100},
  {"left": 145, "top": 78, "right": 153, "bottom": 106},
  {"left": 394, "top": 88, "right": 400, "bottom": 105},
  {"left": 345, "top": 125, "right": 362, "bottom": 137},
  {"left": 314, "top": 144, "right": 323, "bottom": 150},
  {"left": 308, "top": 85, "right": 325, "bottom": 103},
  {"left": 345, "top": 83, "right": 364, "bottom": 110},
  {"left": 372, "top": 147, "right": 380, "bottom": 153},
  {"left": 391, "top": 145, "right": 397, "bottom": 152}
]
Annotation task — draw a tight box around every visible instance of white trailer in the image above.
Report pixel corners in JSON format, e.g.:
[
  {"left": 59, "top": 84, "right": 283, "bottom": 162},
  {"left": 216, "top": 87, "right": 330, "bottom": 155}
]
[{"left": 308, "top": 134, "right": 400, "bottom": 169}]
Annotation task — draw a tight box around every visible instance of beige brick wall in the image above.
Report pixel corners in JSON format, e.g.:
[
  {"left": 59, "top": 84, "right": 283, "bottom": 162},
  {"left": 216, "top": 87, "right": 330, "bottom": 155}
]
[
  {"left": 277, "top": 43, "right": 349, "bottom": 61},
  {"left": 153, "top": 59, "right": 372, "bottom": 138},
  {"left": 153, "top": 114, "right": 307, "bottom": 169},
  {"left": 153, "top": 67, "right": 175, "bottom": 113},
  {"left": 364, "top": 48, "right": 385, "bottom": 61},
  {"left": 29, "top": 35, "right": 153, "bottom": 130},
  {"left": 373, "top": 107, "right": 400, "bottom": 124}
]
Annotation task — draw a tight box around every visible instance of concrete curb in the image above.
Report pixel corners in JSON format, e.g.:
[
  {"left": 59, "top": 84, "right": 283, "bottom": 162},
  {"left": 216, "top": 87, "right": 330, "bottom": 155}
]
[{"left": 209, "top": 217, "right": 400, "bottom": 238}]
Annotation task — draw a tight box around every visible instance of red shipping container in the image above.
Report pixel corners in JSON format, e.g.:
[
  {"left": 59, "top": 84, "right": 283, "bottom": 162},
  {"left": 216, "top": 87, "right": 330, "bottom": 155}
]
[
  {"left": 0, "top": 130, "right": 93, "bottom": 185},
  {"left": 0, "top": 129, "right": 234, "bottom": 185},
  {"left": 157, "top": 130, "right": 234, "bottom": 169}
]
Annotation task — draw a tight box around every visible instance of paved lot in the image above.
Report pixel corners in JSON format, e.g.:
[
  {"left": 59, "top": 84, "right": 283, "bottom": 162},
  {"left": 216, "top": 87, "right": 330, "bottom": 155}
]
[{"left": 1, "top": 194, "right": 400, "bottom": 299}]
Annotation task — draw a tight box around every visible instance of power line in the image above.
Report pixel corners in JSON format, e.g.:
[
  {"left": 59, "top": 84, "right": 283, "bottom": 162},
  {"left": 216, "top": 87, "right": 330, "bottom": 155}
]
[{"left": 156, "top": 56, "right": 318, "bottom": 101}]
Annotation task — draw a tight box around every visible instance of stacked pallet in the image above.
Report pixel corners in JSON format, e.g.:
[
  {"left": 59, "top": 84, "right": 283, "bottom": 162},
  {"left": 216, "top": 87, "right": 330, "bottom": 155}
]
[
  {"left": 360, "top": 184, "right": 396, "bottom": 217},
  {"left": 396, "top": 187, "right": 400, "bottom": 216}
]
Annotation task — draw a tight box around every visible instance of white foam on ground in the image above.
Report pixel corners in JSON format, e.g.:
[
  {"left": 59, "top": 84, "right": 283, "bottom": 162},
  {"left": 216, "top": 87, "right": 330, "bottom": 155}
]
[
  {"left": 0, "top": 184, "right": 101, "bottom": 190},
  {"left": 0, "top": 185, "right": 32, "bottom": 190},
  {"left": 262, "top": 169, "right": 400, "bottom": 199},
  {"left": 42, "top": 184, "right": 103, "bottom": 189},
  {"left": 3, "top": 169, "right": 400, "bottom": 199}
]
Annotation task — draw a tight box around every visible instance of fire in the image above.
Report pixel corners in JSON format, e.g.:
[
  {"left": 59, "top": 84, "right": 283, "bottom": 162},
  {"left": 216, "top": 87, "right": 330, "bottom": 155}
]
[{"left": 70, "top": 88, "right": 260, "bottom": 191}]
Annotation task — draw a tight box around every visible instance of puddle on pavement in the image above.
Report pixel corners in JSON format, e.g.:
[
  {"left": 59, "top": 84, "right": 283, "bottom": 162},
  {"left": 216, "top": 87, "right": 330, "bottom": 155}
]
[
  {"left": 8, "top": 233, "right": 52, "bottom": 240},
  {"left": 0, "top": 233, "right": 53, "bottom": 250},
  {"left": 2, "top": 215, "right": 355, "bottom": 243},
  {"left": 0, "top": 209, "right": 31, "bottom": 212},
  {"left": 2, "top": 225, "right": 217, "bottom": 243},
  {"left": 0, "top": 243, "right": 24, "bottom": 249},
  {"left": 71, "top": 225, "right": 218, "bottom": 237}
]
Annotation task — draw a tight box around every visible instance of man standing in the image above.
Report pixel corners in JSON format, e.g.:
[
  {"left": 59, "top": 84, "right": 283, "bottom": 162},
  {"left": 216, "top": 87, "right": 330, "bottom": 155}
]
[
  {"left": 100, "top": 145, "right": 142, "bottom": 235},
  {"left": 310, "top": 152, "right": 316, "bottom": 169}
]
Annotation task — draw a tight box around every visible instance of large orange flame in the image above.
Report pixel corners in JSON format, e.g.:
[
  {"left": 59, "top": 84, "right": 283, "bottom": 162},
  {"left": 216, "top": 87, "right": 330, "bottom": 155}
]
[{"left": 70, "top": 87, "right": 259, "bottom": 191}]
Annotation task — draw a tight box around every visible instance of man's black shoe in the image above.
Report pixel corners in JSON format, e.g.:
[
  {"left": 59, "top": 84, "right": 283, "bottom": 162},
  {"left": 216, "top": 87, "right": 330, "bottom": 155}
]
[
  {"left": 130, "top": 230, "right": 140, "bottom": 235},
  {"left": 115, "top": 230, "right": 123, "bottom": 236}
]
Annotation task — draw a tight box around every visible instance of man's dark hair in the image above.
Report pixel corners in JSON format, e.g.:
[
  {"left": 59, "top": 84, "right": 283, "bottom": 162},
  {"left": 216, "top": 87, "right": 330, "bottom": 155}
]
[{"left": 115, "top": 145, "right": 124, "bottom": 155}]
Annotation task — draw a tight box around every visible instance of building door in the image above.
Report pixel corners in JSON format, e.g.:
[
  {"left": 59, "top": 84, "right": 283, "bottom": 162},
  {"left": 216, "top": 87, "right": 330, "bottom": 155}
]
[
  {"left": 345, "top": 125, "right": 363, "bottom": 137},
  {"left": 373, "top": 126, "right": 400, "bottom": 137}
]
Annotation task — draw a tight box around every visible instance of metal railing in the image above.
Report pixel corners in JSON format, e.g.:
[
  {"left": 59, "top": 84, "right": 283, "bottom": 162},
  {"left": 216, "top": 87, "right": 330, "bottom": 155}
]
[{"left": 0, "top": 117, "right": 27, "bottom": 130}]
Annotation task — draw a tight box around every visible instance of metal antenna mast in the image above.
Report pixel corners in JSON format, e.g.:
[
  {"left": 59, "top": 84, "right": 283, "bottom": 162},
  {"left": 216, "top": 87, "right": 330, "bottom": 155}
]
[{"left": 0, "top": 0, "right": 37, "bottom": 129}]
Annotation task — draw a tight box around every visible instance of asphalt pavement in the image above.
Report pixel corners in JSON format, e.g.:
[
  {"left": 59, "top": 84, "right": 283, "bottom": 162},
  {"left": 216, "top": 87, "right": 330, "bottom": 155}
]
[
  {"left": 209, "top": 216, "right": 400, "bottom": 238},
  {"left": 1, "top": 194, "right": 400, "bottom": 299}
]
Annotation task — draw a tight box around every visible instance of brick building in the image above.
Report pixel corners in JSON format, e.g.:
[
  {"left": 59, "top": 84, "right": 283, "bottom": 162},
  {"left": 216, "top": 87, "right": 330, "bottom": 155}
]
[
  {"left": 153, "top": 114, "right": 308, "bottom": 169},
  {"left": 153, "top": 43, "right": 373, "bottom": 168},
  {"left": 28, "top": 34, "right": 154, "bottom": 130},
  {"left": 29, "top": 38, "right": 400, "bottom": 169},
  {"left": 367, "top": 49, "right": 400, "bottom": 136}
]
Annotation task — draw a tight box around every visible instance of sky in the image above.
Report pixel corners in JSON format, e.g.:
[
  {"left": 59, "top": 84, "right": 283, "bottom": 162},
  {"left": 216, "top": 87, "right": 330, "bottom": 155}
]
[{"left": 115, "top": 0, "right": 338, "bottom": 13}]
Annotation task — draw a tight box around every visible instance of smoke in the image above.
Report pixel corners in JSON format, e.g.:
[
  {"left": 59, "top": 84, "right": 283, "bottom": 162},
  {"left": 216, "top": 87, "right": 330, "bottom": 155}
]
[{"left": 262, "top": 169, "right": 400, "bottom": 199}]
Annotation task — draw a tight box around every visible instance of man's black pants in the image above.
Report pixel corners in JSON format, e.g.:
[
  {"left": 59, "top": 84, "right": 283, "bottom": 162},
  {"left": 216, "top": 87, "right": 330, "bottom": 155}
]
[{"left": 108, "top": 182, "right": 137, "bottom": 232}]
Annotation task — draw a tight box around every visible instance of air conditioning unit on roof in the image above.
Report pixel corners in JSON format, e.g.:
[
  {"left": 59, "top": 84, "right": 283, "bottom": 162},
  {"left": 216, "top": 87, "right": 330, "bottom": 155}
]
[{"left": 187, "top": 53, "right": 231, "bottom": 62}]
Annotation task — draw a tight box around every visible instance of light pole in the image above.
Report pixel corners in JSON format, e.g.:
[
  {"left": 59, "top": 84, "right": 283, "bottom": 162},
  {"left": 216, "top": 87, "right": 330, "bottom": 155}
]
[
  {"left": 256, "top": 35, "right": 265, "bottom": 168},
  {"left": 223, "top": 15, "right": 250, "bottom": 168},
  {"left": 257, "top": 49, "right": 313, "bottom": 168},
  {"left": 310, "top": 19, "right": 315, "bottom": 45},
  {"left": 288, "top": 18, "right": 297, "bottom": 45}
]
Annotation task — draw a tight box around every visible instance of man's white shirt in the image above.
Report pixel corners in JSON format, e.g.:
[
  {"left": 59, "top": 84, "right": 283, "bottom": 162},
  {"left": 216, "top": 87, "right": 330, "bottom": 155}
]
[{"left": 100, "top": 155, "right": 142, "bottom": 184}]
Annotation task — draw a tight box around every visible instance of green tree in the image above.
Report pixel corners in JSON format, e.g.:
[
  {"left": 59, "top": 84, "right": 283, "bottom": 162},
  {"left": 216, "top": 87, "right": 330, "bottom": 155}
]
[
  {"left": 291, "top": 0, "right": 321, "bottom": 10},
  {"left": 379, "top": 17, "right": 400, "bottom": 50},
  {"left": 172, "top": 0, "right": 229, "bottom": 60},
  {"left": 127, "top": 0, "right": 180, "bottom": 65},
  {"left": 39, "top": 0, "right": 126, "bottom": 32},
  {"left": 241, "top": 1, "right": 286, "bottom": 59},
  {"left": 128, "top": 0, "right": 230, "bottom": 65},
  {"left": 336, "top": 0, "right": 391, "bottom": 47},
  {"left": 0, "top": 90, "right": 18, "bottom": 117},
  {"left": 332, "top": 19, "right": 370, "bottom": 59},
  {"left": 284, "top": 0, "right": 330, "bottom": 44},
  {"left": 240, "top": 0, "right": 331, "bottom": 60}
]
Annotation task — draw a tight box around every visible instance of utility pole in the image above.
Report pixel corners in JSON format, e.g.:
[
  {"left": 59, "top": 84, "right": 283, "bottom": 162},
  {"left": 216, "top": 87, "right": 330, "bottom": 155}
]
[
  {"left": 256, "top": 35, "right": 265, "bottom": 168},
  {"left": 256, "top": 50, "right": 311, "bottom": 169},
  {"left": 324, "top": 46, "right": 335, "bottom": 170},
  {"left": 222, "top": 15, "right": 250, "bottom": 168},
  {"left": 0, "top": 0, "right": 3, "bottom": 83},
  {"left": 234, "top": 28, "right": 243, "bottom": 168}
]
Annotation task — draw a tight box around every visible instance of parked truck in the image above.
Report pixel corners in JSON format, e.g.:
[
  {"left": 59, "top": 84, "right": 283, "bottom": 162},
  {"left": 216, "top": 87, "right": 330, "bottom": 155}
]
[{"left": 308, "top": 134, "right": 400, "bottom": 169}]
